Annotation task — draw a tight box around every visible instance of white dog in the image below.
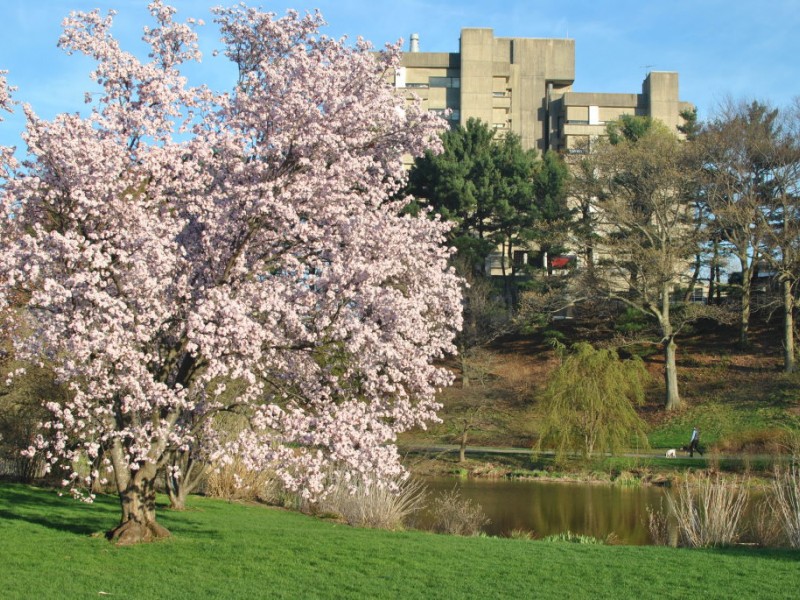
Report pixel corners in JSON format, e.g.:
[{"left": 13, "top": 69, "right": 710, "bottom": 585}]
[{"left": 665, "top": 448, "right": 677, "bottom": 458}]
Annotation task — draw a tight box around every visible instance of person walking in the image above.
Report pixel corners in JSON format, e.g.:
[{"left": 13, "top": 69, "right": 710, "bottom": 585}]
[{"left": 688, "top": 426, "right": 703, "bottom": 457}]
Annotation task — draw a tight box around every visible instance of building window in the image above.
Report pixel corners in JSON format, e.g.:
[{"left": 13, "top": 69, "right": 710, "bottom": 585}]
[
  {"left": 566, "top": 147, "right": 588, "bottom": 154},
  {"left": 566, "top": 135, "right": 590, "bottom": 154},
  {"left": 429, "top": 77, "right": 460, "bottom": 88},
  {"left": 513, "top": 250, "right": 528, "bottom": 267},
  {"left": 394, "top": 67, "right": 406, "bottom": 88},
  {"left": 589, "top": 105, "right": 601, "bottom": 125}
]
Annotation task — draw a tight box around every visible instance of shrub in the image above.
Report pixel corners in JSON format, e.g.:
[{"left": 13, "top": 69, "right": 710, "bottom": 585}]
[
  {"left": 430, "top": 488, "right": 489, "bottom": 536},
  {"left": 714, "top": 428, "right": 791, "bottom": 455},
  {"left": 615, "top": 308, "right": 650, "bottom": 335},
  {"left": 613, "top": 470, "right": 641, "bottom": 488},
  {"left": 0, "top": 362, "right": 68, "bottom": 482}
]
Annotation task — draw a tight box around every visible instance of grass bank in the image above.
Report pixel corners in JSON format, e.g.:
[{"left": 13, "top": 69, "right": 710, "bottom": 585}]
[
  {"left": 402, "top": 446, "right": 783, "bottom": 486},
  {"left": 1, "top": 484, "right": 798, "bottom": 599}
]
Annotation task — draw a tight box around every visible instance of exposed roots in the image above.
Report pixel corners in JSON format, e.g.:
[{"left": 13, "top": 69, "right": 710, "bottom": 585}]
[{"left": 107, "top": 519, "right": 171, "bottom": 546}]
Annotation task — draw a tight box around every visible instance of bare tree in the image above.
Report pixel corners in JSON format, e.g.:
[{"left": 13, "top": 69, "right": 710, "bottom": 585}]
[
  {"left": 588, "top": 119, "right": 703, "bottom": 410},
  {"left": 759, "top": 98, "right": 800, "bottom": 372},
  {"left": 454, "top": 261, "right": 514, "bottom": 387},
  {"left": 441, "top": 349, "right": 509, "bottom": 463},
  {"left": 566, "top": 146, "right": 603, "bottom": 273},
  {"left": 698, "top": 100, "right": 782, "bottom": 346}
]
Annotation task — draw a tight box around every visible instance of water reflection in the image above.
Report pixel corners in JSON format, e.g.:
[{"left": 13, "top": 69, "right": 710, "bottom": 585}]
[{"left": 419, "top": 478, "right": 668, "bottom": 545}]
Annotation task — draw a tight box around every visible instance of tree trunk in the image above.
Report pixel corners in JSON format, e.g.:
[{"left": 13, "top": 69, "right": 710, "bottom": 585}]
[
  {"left": 166, "top": 484, "right": 187, "bottom": 511},
  {"left": 708, "top": 276, "right": 716, "bottom": 306},
  {"left": 707, "top": 244, "right": 717, "bottom": 305},
  {"left": 459, "top": 427, "right": 468, "bottom": 463},
  {"left": 664, "top": 336, "right": 681, "bottom": 411},
  {"left": 659, "top": 285, "right": 681, "bottom": 411},
  {"left": 707, "top": 239, "right": 721, "bottom": 305},
  {"left": 683, "top": 253, "right": 702, "bottom": 303},
  {"left": 166, "top": 467, "right": 190, "bottom": 511},
  {"left": 107, "top": 466, "right": 171, "bottom": 545},
  {"left": 165, "top": 452, "right": 209, "bottom": 510},
  {"left": 460, "top": 352, "right": 470, "bottom": 388},
  {"left": 738, "top": 255, "right": 755, "bottom": 347},
  {"left": 740, "top": 284, "right": 751, "bottom": 347},
  {"left": 783, "top": 277, "right": 795, "bottom": 373},
  {"left": 501, "top": 237, "right": 516, "bottom": 308}
]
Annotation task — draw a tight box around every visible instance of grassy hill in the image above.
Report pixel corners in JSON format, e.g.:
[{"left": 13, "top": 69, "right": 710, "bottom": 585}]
[
  {"left": 400, "top": 309, "right": 800, "bottom": 473},
  {"left": 1, "top": 483, "right": 799, "bottom": 599}
]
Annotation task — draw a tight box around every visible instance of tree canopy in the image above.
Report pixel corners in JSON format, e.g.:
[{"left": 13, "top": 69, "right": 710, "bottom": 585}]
[
  {"left": 406, "top": 118, "right": 570, "bottom": 304},
  {"left": 569, "top": 116, "right": 704, "bottom": 410}
]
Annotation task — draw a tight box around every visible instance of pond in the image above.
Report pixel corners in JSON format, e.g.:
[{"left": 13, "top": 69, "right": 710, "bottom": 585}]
[{"left": 418, "top": 477, "right": 669, "bottom": 545}]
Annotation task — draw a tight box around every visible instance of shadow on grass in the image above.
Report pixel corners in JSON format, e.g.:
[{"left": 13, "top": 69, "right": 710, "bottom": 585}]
[
  {"left": 0, "top": 483, "right": 227, "bottom": 541},
  {"left": 0, "top": 484, "right": 119, "bottom": 536},
  {"left": 703, "top": 545, "right": 800, "bottom": 564}
]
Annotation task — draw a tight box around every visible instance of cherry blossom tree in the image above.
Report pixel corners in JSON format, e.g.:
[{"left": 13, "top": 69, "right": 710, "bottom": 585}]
[
  {"left": 0, "top": 70, "right": 16, "bottom": 175},
  {"left": 0, "top": 2, "right": 462, "bottom": 544}
]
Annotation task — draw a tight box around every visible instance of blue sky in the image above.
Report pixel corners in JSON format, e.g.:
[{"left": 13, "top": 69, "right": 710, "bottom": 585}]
[{"left": 1, "top": 0, "right": 798, "bottom": 149}]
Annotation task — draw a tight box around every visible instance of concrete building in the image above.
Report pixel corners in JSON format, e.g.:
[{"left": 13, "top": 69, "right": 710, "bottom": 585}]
[
  {"left": 396, "top": 29, "right": 693, "bottom": 153},
  {"left": 396, "top": 28, "right": 695, "bottom": 288}
]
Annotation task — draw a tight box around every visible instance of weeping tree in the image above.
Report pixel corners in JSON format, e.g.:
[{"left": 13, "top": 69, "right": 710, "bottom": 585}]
[{"left": 536, "top": 342, "right": 650, "bottom": 459}]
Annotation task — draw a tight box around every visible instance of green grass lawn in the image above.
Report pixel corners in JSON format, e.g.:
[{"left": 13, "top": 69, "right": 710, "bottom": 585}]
[{"left": 1, "top": 483, "right": 799, "bottom": 599}]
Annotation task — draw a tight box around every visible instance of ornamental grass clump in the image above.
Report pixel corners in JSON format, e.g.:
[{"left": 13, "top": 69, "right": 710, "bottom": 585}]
[
  {"left": 430, "top": 488, "right": 489, "bottom": 536},
  {"left": 204, "top": 458, "right": 280, "bottom": 504},
  {"left": 666, "top": 473, "right": 748, "bottom": 547},
  {"left": 770, "top": 464, "right": 800, "bottom": 548},
  {"left": 541, "top": 531, "right": 606, "bottom": 544},
  {"left": 317, "top": 475, "right": 427, "bottom": 531},
  {"left": 646, "top": 499, "right": 674, "bottom": 547}
]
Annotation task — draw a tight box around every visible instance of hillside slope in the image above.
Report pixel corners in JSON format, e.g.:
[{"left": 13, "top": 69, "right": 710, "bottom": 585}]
[{"left": 400, "top": 310, "right": 800, "bottom": 457}]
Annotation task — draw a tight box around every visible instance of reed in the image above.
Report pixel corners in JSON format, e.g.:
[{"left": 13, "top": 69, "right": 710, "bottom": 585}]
[
  {"left": 317, "top": 475, "right": 428, "bottom": 531},
  {"left": 430, "top": 487, "right": 490, "bottom": 536},
  {"left": 770, "top": 464, "right": 800, "bottom": 548},
  {"left": 666, "top": 473, "right": 748, "bottom": 547}
]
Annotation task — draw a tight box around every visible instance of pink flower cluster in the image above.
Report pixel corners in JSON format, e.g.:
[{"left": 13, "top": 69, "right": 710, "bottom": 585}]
[{"left": 1, "top": 2, "right": 462, "bottom": 501}]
